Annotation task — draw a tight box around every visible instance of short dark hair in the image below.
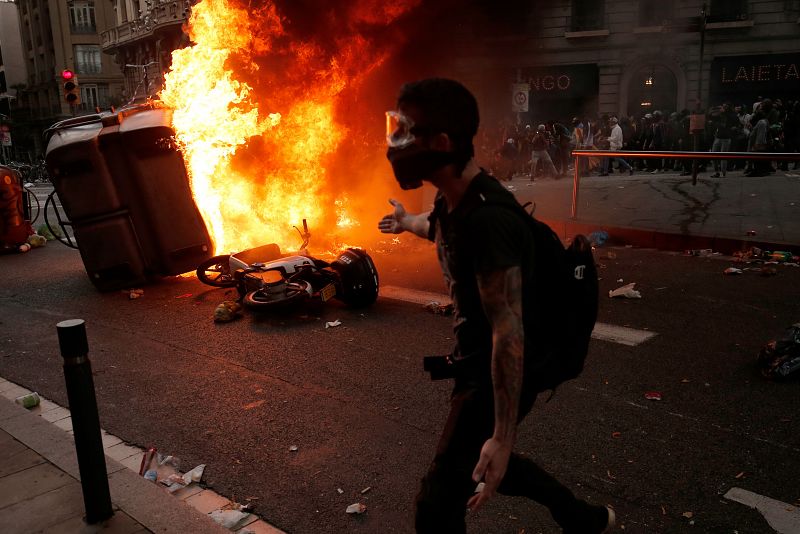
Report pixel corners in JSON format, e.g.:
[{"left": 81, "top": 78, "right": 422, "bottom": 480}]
[{"left": 396, "top": 78, "right": 479, "bottom": 163}]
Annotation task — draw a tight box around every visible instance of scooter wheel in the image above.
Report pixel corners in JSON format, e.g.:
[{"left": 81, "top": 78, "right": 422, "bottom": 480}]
[
  {"left": 242, "top": 280, "right": 313, "bottom": 309},
  {"left": 196, "top": 255, "right": 235, "bottom": 287}
]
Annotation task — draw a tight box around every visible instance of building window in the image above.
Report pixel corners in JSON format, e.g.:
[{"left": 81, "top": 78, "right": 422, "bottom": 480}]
[
  {"left": 571, "top": 0, "right": 605, "bottom": 32},
  {"left": 74, "top": 45, "right": 102, "bottom": 74},
  {"left": 69, "top": 1, "right": 96, "bottom": 34},
  {"left": 79, "top": 84, "right": 110, "bottom": 111},
  {"left": 709, "top": 0, "right": 747, "bottom": 22},
  {"left": 639, "top": 0, "right": 673, "bottom": 27},
  {"left": 80, "top": 84, "right": 99, "bottom": 110}
]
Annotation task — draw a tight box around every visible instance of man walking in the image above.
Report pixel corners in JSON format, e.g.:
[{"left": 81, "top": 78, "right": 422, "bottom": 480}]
[
  {"left": 379, "top": 78, "right": 614, "bottom": 533},
  {"left": 601, "top": 117, "right": 632, "bottom": 176}
]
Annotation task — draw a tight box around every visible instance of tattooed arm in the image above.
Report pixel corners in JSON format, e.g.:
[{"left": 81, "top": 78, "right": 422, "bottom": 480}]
[{"left": 467, "top": 265, "right": 525, "bottom": 512}]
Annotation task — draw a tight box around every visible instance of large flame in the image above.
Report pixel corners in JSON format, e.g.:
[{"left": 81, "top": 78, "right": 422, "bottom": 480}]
[{"left": 159, "top": 0, "right": 420, "bottom": 255}]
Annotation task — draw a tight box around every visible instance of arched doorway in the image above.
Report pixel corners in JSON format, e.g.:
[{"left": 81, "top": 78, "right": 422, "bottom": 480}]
[{"left": 626, "top": 65, "right": 678, "bottom": 117}]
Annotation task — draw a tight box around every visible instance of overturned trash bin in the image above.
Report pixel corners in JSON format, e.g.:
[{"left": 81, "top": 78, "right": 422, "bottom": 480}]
[{"left": 44, "top": 105, "right": 212, "bottom": 290}]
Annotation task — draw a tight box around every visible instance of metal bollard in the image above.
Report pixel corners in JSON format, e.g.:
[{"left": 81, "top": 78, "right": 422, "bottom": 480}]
[{"left": 56, "top": 319, "right": 113, "bottom": 524}]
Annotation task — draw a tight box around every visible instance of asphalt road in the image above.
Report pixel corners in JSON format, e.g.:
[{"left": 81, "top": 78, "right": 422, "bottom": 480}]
[{"left": 1, "top": 238, "right": 799, "bottom": 533}]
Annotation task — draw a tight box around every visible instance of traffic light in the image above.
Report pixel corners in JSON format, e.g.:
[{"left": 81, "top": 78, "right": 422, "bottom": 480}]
[{"left": 62, "top": 70, "right": 81, "bottom": 105}]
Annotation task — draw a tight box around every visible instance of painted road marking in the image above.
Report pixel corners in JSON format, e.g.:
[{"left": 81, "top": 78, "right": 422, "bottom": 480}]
[
  {"left": 724, "top": 487, "right": 800, "bottom": 534},
  {"left": 380, "top": 285, "right": 658, "bottom": 346}
]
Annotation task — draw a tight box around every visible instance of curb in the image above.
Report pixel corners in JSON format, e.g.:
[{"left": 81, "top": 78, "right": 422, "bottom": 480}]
[
  {"left": 0, "top": 377, "right": 285, "bottom": 534},
  {"left": 542, "top": 218, "right": 799, "bottom": 256}
]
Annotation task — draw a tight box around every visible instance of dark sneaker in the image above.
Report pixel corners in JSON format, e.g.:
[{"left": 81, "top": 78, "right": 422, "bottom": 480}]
[{"left": 562, "top": 504, "right": 616, "bottom": 533}]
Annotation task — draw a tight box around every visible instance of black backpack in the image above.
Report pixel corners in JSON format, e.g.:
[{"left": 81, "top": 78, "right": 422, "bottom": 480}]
[{"left": 463, "top": 180, "right": 599, "bottom": 393}]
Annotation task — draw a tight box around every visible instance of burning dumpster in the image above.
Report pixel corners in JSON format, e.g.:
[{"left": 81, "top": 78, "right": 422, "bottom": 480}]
[{"left": 44, "top": 105, "right": 212, "bottom": 291}]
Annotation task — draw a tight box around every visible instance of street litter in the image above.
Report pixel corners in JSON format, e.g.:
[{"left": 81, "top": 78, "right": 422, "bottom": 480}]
[
  {"left": 683, "top": 512, "right": 694, "bottom": 519},
  {"left": 360, "top": 486, "right": 372, "bottom": 495},
  {"left": 139, "top": 447, "right": 157, "bottom": 476},
  {"left": 289, "top": 445, "right": 299, "bottom": 452},
  {"left": 609, "top": 282, "right": 641, "bottom": 299},
  {"left": 685, "top": 248, "right": 715, "bottom": 257},
  {"left": 424, "top": 301, "right": 454, "bottom": 316},
  {"left": 27, "top": 234, "right": 47, "bottom": 248},
  {"left": 616, "top": 278, "right": 623, "bottom": 283},
  {"left": 183, "top": 464, "right": 205, "bottom": 485},
  {"left": 14, "top": 392, "right": 40, "bottom": 409},
  {"left": 214, "top": 300, "right": 242, "bottom": 323},
  {"left": 346, "top": 503, "right": 367, "bottom": 514},
  {"left": 735, "top": 471, "right": 746, "bottom": 479},
  {"left": 209, "top": 509, "right": 252, "bottom": 530},
  {"left": 757, "top": 323, "right": 800, "bottom": 380},
  {"left": 36, "top": 224, "right": 62, "bottom": 241},
  {"left": 128, "top": 288, "right": 144, "bottom": 300},
  {"left": 589, "top": 230, "right": 609, "bottom": 247},
  {"left": 325, "top": 320, "right": 342, "bottom": 329},
  {"left": 724, "top": 267, "right": 744, "bottom": 275},
  {"left": 337, "top": 488, "right": 344, "bottom": 494},
  {"left": 175, "top": 293, "right": 193, "bottom": 298},
  {"left": 644, "top": 391, "right": 662, "bottom": 401}
]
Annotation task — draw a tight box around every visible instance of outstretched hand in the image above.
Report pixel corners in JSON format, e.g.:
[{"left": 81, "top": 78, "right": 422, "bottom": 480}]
[
  {"left": 466, "top": 437, "right": 513, "bottom": 513},
  {"left": 377, "top": 199, "right": 407, "bottom": 234}
]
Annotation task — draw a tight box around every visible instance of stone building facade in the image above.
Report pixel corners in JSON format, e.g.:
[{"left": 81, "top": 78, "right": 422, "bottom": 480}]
[
  {"left": 452, "top": 0, "right": 800, "bottom": 126},
  {"left": 15, "top": 0, "right": 124, "bottom": 118},
  {"left": 100, "top": 0, "right": 192, "bottom": 100}
]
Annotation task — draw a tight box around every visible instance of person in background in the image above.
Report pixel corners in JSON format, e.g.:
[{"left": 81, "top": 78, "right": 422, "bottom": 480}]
[
  {"left": 600, "top": 117, "right": 632, "bottom": 176},
  {"left": 530, "top": 124, "right": 558, "bottom": 180},
  {"left": 553, "top": 120, "right": 572, "bottom": 177},
  {"left": 709, "top": 102, "right": 739, "bottom": 178}
]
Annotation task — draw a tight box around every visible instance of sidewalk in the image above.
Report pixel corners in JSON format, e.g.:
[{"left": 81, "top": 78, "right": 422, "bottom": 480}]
[
  {"left": 420, "top": 168, "right": 800, "bottom": 254},
  {"left": 516, "top": 169, "right": 800, "bottom": 253},
  {"left": 0, "top": 379, "right": 281, "bottom": 534}
]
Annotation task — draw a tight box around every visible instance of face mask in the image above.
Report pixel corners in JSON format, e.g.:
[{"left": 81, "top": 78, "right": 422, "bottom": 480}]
[{"left": 386, "top": 145, "right": 457, "bottom": 190}]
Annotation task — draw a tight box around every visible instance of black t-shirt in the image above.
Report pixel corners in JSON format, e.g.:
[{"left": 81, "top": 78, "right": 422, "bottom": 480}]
[{"left": 427, "top": 172, "right": 534, "bottom": 364}]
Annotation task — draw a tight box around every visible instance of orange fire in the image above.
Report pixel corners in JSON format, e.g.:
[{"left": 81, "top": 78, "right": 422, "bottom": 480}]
[{"left": 159, "top": 0, "right": 420, "bottom": 255}]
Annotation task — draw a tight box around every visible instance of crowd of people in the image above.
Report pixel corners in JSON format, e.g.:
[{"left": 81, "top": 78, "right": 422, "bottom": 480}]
[{"left": 481, "top": 97, "right": 800, "bottom": 180}]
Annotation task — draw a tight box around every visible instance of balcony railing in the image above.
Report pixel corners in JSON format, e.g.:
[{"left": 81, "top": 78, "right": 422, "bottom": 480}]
[{"left": 101, "top": 0, "right": 191, "bottom": 50}]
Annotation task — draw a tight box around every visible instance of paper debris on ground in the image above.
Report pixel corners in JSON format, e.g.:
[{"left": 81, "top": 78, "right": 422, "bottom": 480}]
[
  {"left": 182, "top": 464, "right": 205, "bottom": 485},
  {"left": 214, "top": 300, "right": 242, "bottom": 323},
  {"left": 609, "top": 282, "right": 642, "bottom": 298},
  {"left": 644, "top": 391, "right": 662, "bottom": 401},
  {"left": 209, "top": 509, "right": 251, "bottom": 529},
  {"left": 325, "top": 320, "right": 342, "bottom": 329},
  {"left": 289, "top": 445, "right": 299, "bottom": 452},
  {"left": 360, "top": 486, "right": 372, "bottom": 495},
  {"left": 346, "top": 503, "right": 367, "bottom": 514},
  {"left": 424, "top": 301, "right": 454, "bottom": 316}
]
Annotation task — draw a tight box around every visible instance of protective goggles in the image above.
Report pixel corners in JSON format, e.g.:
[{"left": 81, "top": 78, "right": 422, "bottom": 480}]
[{"left": 386, "top": 111, "right": 436, "bottom": 148}]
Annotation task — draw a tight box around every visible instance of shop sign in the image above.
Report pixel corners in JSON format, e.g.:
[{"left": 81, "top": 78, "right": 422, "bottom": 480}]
[
  {"left": 710, "top": 54, "right": 800, "bottom": 96},
  {"left": 521, "top": 64, "right": 599, "bottom": 99}
]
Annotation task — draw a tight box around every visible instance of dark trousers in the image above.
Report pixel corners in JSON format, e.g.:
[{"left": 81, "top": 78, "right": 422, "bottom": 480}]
[{"left": 415, "top": 377, "right": 608, "bottom": 533}]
